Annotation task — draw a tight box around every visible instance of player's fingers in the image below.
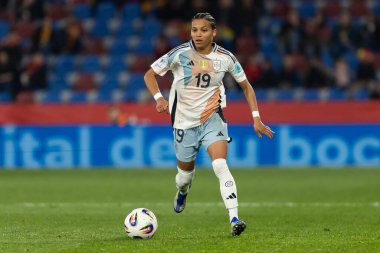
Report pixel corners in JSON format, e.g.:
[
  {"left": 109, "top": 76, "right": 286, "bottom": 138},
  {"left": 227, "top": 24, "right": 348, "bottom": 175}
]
[
  {"left": 258, "top": 126, "right": 271, "bottom": 138},
  {"left": 264, "top": 125, "right": 275, "bottom": 135},
  {"left": 156, "top": 106, "right": 163, "bottom": 113},
  {"left": 255, "top": 129, "right": 262, "bottom": 138},
  {"left": 265, "top": 129, "right": 274, "bottom": 138},
  {"left": 264, "top": 131, "right": 273, "bottom": 138},
  {"left": 262, "top": 126, "right": 272, "bottom": 135}
]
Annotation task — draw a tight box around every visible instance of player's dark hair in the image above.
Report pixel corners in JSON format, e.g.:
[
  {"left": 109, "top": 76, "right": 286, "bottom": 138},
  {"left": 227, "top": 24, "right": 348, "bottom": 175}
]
[{"left": 192, "top": 12, "right": 216, "bottom": 29}]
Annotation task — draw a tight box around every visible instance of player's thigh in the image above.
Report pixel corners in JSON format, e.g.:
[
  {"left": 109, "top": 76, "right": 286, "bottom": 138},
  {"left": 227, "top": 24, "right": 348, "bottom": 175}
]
[
  {"left": 207, "top": 140, "right": 227, "bottom": 160},
  {"left": 173, "top": 128, "right": 199, "bottom": 165},
  {"left": 202, "top": 112, "right": 229, "bottom": 159}
]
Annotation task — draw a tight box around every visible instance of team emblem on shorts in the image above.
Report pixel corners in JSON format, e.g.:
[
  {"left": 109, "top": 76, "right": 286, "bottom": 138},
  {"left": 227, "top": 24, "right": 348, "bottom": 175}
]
[
  {"left": 199, "top": 59, "right": 209, "bottom": 69},
  {"left": 213, "top": 60, "right": 221, "bottom": 71}
]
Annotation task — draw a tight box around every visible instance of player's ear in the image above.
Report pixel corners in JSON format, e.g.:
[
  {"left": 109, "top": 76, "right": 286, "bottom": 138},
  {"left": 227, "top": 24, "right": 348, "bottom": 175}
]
[{"left": 213, "top": 29, "right": 217, "bottom": 37}]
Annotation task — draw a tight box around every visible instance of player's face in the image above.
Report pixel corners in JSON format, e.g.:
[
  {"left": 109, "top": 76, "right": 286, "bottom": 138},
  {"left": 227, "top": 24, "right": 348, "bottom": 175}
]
[{"left": 191, "top": 19, "right": 216, "bottom": 52}]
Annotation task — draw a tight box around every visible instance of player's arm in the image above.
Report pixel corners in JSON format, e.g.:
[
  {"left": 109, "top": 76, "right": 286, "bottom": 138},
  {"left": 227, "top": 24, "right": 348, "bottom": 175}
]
[
  {"left": 238, "top": 79, "right": 275, "bottom": 139},
  {"left": 144, "top": 68, "right": 169, "bottom": 114}
]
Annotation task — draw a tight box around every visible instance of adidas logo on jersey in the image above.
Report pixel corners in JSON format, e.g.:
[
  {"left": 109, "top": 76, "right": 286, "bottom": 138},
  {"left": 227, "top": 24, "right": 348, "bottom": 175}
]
[
  {"left": 226, "top": 193, "right": 237, "bottom": 200},
  {"left": 187, "top": 60, "right": 194, "bottom": 66},
  {"left": 217, "top": 131, "right": 224, "bottom": 137}
]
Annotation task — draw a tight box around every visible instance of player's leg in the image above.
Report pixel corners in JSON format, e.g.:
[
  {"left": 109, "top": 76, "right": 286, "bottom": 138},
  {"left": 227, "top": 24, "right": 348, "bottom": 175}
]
[
  {"left": 203, "top": 111, "right": 246, "bottom": 236},
  {"left": 173, "top": 128, "right": 198, "bottom": 213},
  {"left": 174, "top": 159, "right": 195, "bottom": 213},
  {"left": 207, "top": 141, "right": 246, "bottom": 236}
]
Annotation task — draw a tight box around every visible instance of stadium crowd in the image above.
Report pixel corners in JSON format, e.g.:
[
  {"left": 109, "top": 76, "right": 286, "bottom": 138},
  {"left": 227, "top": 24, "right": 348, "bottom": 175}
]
[{"left": 0, "top": 0, "right": 379, "bottom": 103}]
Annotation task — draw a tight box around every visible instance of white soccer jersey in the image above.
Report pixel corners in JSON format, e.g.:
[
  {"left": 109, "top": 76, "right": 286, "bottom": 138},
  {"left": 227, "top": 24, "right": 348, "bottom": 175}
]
[{"left": 151, "top": 40, "right": 247, "bottom": 129}]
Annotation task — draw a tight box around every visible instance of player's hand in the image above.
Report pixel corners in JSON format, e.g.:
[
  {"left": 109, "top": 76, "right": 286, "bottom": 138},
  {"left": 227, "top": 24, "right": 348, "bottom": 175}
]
[
  {"left": 156, "top": 97, "right": 169, "bottom": 114},
  {"left": 253, "top": 118, "right": 275, "bottom": 139}
]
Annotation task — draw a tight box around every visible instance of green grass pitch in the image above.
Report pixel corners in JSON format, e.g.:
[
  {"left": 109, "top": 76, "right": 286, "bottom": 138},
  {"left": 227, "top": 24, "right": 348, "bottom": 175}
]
[{"left": 0, "top": 168, "right": 379, "bottom": 253}]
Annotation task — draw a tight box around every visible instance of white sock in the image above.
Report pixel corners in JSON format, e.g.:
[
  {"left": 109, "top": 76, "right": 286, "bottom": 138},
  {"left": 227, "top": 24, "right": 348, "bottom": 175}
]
[
  {"left": 175, "top": 167, "right": 194, "bottom": 194},
  {"left": 212, "top": 158, "right": 238, "bottom": 210},
  {"left": 228, "top": 207, "right": 238, "bottom": 222}
]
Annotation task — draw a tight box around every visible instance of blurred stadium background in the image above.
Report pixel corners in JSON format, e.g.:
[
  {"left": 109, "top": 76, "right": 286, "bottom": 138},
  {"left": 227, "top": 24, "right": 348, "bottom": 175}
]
[{"left": 0, "top": 0, "right": 379, "bottom": 168}]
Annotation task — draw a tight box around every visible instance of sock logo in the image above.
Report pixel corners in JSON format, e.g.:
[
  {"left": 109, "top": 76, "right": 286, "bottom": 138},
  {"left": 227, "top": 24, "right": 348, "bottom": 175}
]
[
  {"left": 226, "top": 193, "right": 237, "bottom": 199},
  {"left": 225, "top": 180, "right": 233, "bottom": 187}
]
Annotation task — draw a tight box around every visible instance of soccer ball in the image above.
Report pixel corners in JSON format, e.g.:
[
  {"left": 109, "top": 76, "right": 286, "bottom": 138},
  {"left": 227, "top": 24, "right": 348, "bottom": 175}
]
[{"left": 124, "top": 208, "right": 158, "bottom": 239}]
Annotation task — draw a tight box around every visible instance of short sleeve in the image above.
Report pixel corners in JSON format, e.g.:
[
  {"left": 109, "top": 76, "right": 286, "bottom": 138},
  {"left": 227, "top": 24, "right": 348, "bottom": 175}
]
[
  {"left": 151, "top": 54, "right": 170, "bottom": 76},
  {"left": 228, "top": 55, "right": 247, "bottom": 83}
]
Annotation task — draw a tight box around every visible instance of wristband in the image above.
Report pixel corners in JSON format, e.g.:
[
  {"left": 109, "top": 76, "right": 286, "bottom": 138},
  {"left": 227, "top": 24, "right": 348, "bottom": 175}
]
[
  {"left": 252, "top": 111, "right": 260, "bottom": 118},
  {"left": 153, "top": 92, "right": 163, "bottom": 101}
]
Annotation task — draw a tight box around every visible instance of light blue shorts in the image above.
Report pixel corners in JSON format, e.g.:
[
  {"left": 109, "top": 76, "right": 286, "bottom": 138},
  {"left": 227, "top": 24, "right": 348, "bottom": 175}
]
[{"left": 173, "top": 109, "right": 229, "bottom": 162}]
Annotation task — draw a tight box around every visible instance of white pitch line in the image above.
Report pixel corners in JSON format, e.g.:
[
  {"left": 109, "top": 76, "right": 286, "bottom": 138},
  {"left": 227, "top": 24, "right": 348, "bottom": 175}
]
[{"left": 1, "top": 202, "right": 379, "bottom": 208}]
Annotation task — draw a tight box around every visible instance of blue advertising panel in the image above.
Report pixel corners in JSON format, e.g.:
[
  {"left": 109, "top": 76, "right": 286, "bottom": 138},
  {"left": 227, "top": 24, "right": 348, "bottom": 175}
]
[{"left": 0, "top": 125, "right": 379, "bottom": 168}]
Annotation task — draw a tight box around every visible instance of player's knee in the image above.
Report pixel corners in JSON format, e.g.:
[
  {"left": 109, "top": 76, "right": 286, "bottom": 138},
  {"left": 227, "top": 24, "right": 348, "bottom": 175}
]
[
  {"left": 176, "top": 167, "right": 194, "bottom": 185},
  {"left": 212, "top": 158, "right": 229, "bottom": 178}
]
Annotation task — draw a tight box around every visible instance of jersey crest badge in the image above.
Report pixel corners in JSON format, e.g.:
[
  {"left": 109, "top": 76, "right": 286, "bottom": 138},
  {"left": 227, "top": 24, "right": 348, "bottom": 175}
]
[
  {"left": 199, "top": 59, "right": 209, "bottom": 69},
  {"left": 213, "top": 60, "right": 221, "bottom": 71}
]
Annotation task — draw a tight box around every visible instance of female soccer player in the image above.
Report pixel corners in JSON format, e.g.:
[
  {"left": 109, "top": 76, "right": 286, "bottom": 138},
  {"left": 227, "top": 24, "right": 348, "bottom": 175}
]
[{"left": 144, "top": 13, "right": 274, "bottom": 236}]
